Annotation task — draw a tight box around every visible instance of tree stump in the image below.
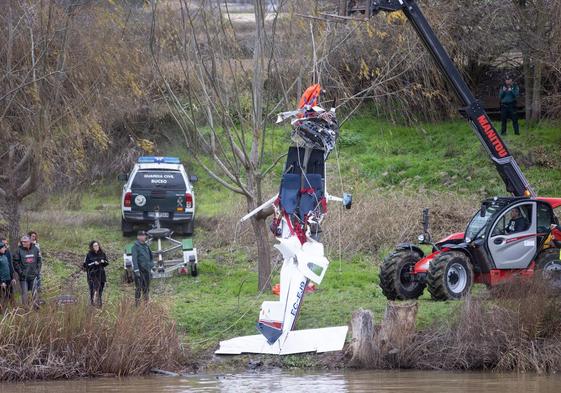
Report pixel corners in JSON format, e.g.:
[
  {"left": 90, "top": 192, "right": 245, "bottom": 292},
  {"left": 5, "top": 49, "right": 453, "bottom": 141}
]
[
  {"left": 377, "top": 301, "right": 418, "bottom": 356},
  {"left": 349, "top": 308, "right": 377, "bottom": 367},
  {"left": 350, "top": 301, "right": 418, "bottom": 368}
]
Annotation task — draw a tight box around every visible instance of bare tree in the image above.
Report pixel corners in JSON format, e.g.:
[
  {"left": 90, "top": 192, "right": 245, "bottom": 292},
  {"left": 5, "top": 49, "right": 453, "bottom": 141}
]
[
  {"left": 513, "top": 0, "right": 559, "bottom": 123},
  {"left": 150, "top": 0, "right": 291, "bottom": 290}
]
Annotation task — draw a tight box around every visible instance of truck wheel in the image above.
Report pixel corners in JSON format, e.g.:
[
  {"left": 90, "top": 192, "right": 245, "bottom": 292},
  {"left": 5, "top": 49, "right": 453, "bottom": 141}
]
[
  {"left": 190, "top": 262, "right": 198, "bottom": 277},
  {"left": 121, "top": 218, "right": 134, "bottom": 237},
  {"left": 536, "top": 248, "right": 561, "bottom": 289},
  {"left": 181, "top": 220, "right": 194, "bottom": 236},
  {"left": 428, "top": 251, "right": 473, "bottom": 300},
  {"left": 379, "top": 249, "right": 425, "bottom": 300}
]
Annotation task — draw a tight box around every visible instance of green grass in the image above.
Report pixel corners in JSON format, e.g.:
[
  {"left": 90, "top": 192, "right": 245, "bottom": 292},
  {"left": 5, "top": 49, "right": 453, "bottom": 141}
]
[
  {"left": 170, "top": 254, "right": 458, "bottom": 354},
  {"left": 338, "top": 116, "right": 561, "bottom": 196},
  {"left": 18, "top": 115, "right": 561, "bottom": 362}
]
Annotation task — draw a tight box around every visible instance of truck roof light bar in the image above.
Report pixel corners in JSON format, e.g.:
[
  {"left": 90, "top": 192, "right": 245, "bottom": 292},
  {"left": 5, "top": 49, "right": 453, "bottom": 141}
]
[{"left": 138, "top": 156, "right": 181, "bottom": 164}]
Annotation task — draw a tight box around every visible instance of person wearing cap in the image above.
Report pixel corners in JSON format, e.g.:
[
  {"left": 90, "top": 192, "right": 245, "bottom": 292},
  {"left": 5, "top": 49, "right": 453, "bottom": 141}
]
[
  {"left": 131, "top": 230, "right": 153, "bottom": 305},
  {"left": 0, "top": 242, "right": 15, "bottom": 305},
  {"left": 12, "top": 235, "right": 42, "bottom": 306},
  {"left": 499, "top": 75, "right": 520, "bottom": 135}
]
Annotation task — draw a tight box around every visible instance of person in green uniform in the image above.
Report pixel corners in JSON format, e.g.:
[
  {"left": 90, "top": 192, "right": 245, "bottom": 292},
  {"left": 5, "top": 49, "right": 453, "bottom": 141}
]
[
  {"left": 499, "top": 75, "right": 520, "bottom": 135},
  {"left": 131, "top": 231, "right": 153, "bottom": 305},
  {"left": 0, "top": 242, "right": 15, "bottom": 305}
]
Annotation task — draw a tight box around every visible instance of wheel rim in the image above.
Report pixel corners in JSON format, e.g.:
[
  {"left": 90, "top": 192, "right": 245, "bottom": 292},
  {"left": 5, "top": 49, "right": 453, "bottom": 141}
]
[
  {"left": 447, "top": 262, "right": 468, "bottom": 294},
  {"left": 399, "top": 262, "right": 417, "bottom": 290},
  {"left": 543, "top": 261, "right": 561, "bottom": 288}
]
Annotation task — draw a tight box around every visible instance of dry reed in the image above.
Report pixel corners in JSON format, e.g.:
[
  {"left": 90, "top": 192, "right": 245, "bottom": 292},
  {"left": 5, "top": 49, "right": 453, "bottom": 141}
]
[
  {"left": 0, "top": 298, "right": 186, "bottom": 381},
  {"left": 385, "top": 279, "right": 561, "bottom": 373}
]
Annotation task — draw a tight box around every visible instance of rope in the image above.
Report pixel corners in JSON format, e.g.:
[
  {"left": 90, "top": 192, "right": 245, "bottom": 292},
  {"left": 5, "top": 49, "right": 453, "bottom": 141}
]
[
  {"left": 334, "top": 143, "right": 344, "bottom": 273},
  {"left": 189, "top": 256, "right": 283, "bottom": 346},
  {"left": 185, "top": 202, "right": 285, "bottom": 346}
]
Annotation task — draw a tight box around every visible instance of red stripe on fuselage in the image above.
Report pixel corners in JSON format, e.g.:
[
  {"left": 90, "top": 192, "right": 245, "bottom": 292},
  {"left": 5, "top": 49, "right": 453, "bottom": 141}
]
[{"left": 259, "top": 320, "right": 283, "bottom": 330}]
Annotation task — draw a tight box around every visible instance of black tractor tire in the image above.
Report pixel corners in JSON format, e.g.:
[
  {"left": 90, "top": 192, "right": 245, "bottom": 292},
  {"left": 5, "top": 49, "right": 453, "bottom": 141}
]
[
  {"left": 190, "top": 262, "right": 198, "bottom": 277},
  {"left": 535, "top": 248, "right": 561, "bottom": 289},
  {"left": 428, "top": 251, "right": 473, "bottom": 301},
  {"left": 379, "top": 249, "right": 425, "bottom": 300},
  {"left": 121, "top": 218, "right": 134, "bottom": 237}
]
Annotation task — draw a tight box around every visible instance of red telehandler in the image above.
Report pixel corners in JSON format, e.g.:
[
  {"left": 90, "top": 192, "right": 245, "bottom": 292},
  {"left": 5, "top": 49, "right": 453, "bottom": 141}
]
[{"left": 342, "top": 0, "right": 561, "bottom": 300}]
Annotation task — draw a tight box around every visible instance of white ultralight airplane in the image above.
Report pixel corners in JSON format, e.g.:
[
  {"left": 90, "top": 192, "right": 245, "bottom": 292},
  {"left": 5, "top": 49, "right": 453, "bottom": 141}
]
[{"left": 215, "top": 85, "right": 352, "bottom": 356}]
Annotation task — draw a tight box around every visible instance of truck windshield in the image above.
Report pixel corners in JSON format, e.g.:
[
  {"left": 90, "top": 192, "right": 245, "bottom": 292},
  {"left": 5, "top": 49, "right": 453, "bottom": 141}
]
[
  {"left": 131, "top": 170, "right": 185, "bottom": 190},
  {"left": 465, "top": 204, "right": 501, "bottom": 242}
]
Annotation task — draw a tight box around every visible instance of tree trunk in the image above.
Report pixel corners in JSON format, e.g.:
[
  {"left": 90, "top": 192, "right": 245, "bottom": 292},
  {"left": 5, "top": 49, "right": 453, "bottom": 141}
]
[
  {"left": 516, "top": 0, "right": 533, "bottom": 126},
  {"left": 522, "top": 51, "right": 532, "bottom": 125},
  {"left": 530, "top": 59, "right": 542, "bottom": 123},
  {"left": 245, "top": 167, "right": 272, "bottom": 291},
  {"left": 251, "top": 215, "right": 272, "bottom": 291},
  {"left": 4, "top": 196, "right": 21, "bottom": 251},
  {"left": 529, "top": 1, "right": 544, "bottom": 124}
]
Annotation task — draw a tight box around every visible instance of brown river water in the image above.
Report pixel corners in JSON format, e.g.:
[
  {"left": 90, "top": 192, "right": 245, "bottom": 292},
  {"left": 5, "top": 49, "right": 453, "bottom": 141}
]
[{"left": 2, "top": 370, "right": 561, "bottom": 392}]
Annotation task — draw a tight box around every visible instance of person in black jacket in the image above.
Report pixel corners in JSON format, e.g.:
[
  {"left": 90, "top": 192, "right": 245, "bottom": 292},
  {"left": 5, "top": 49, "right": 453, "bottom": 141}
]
[
  {"left": 506, "top": 207, "right": 529, "bottom": 234},
  {"left": 83, "top": 240, "right": 108, "bottom": 307}
]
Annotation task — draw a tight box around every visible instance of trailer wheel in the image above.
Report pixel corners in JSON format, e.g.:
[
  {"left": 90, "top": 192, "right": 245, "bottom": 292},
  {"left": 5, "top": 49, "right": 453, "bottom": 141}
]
[
  {"left": 379, "top": 249, "right": 425, "bottom": 300},
  {"left": 190, "top": 262, "right": 198, "bottom": 277},
  {"left": 536, "top": 248, "right": 561, "bottom": 289},
  {"left": 428, "top": 251, "right": 473, "bottom": 300}
]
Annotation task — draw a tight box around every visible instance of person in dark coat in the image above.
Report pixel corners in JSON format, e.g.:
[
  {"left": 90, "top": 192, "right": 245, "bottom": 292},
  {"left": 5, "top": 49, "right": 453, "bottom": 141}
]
[
  {"left": 12, "top": 235, "right": 41, "bottom": 306},
  {"left": 132, "top": 231, "right": 153, "bottom": 305},
  {"left": 83, "top": 240, "right": 108, "bottom": 307},
  {"left": 0, "top": 237, "right": 12, "bottom": 269},
  {"left": 0, "top": 242, "right": 15, "bottom": 305},
  {"left": 507, "top": 207, "right": 529, "bottom": 233},
  {"left": 499, "top": 75, "right": 520, "bottom": 135}
]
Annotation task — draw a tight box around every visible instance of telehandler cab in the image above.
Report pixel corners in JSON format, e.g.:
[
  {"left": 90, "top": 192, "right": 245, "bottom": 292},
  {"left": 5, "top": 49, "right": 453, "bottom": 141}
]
[{"left": 342, "top": 0, "right": 561, "bottom": 300}]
